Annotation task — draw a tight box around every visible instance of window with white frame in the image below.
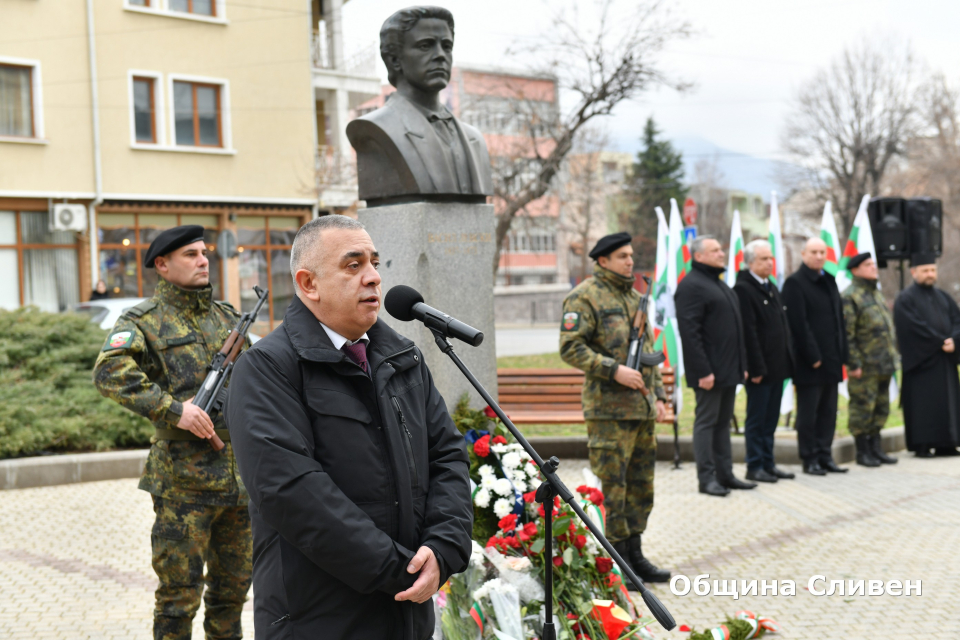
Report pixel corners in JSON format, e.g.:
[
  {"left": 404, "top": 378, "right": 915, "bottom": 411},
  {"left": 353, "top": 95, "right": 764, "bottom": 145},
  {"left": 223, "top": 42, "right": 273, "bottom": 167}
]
[
  {"left": 169, "top": 0, "right": 216, "bottom": 17},
  {"left": 133, "top": 76, "right": 157, "bottom": 143},
  {"left": 0, "top": 59, "right": 42, "bottom": 139},
  {"left": 173, "top": 79, "right": 223, "bottom": 147},
  {"left": 125, "top": 0, "right": 224, "bottom": 21}
]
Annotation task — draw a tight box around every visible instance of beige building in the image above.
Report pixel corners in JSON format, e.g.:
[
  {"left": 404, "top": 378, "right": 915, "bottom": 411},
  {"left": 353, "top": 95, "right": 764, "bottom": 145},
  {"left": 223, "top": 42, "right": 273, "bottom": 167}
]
[{"left": 1, "top": 0, "right": 319, "bottom": 329}]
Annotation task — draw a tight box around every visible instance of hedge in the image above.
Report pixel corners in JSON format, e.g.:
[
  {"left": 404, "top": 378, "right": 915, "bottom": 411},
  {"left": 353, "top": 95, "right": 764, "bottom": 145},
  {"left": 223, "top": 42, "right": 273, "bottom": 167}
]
[{"left": 0, "top": 308, "right": 153, "bottom": 459}]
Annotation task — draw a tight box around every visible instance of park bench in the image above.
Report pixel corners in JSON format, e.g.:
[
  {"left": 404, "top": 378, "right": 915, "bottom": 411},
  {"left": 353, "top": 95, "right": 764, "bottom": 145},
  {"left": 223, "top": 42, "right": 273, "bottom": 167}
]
[{"left": 497, "top": 367, "right": 677, "bottom": 425}]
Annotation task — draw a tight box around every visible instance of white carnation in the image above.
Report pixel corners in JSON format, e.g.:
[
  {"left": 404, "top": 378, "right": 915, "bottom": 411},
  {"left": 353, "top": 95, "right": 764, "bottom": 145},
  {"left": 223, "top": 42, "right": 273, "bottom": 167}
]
[
  {"left": 493, "top": 477, "right": 514, "bottom": 497},
  {"left": 525, "top": 464, "right": 539, "bottom": 478},
  {"left": 512, "top": 478, "right": 527, "bottom": 493},
  {"left": 474, "top": 488, "right": 491, "bottom": 508},
  {"left": 478, "top": 464, "right": 497, "bottom": 477},
  {"left": 493, "top": 498, "right": 514, "bottom": 518},
  {"left": 491, "top": 443, "right": 509, "bottom": 455},
  {"left": 528, "top": 477, "right": 542, "bottom": 490},
  {"left": 480, "top": 474, "right": 497, "bottom": 490},
  {"left": 502, "top": 452, "right": 522, "bottom": 470}
]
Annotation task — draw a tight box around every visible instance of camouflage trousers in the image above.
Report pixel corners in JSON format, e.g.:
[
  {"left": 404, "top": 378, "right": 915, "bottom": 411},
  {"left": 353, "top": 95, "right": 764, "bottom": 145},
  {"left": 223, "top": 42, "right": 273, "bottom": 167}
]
[
  {"left": 151, "top": 496, "right": 252, "bottom": 640},
  {"left": 847, "top": 373, "right": 892, "bottom": 437},
  {"left": 586, "top": 419, "right": 657, "bottom": 543}
]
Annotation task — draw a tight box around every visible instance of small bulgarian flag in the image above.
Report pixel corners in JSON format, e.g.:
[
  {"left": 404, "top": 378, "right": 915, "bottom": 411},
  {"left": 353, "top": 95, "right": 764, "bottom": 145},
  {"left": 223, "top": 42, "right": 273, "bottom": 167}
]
[
  {"left": 767, "top": 191, "right": 786, "bottom": 288},
  {"left": 836, "top": 194, "right": 876, "bottom": 292},
  {"left": 653, "top": 206, "right": 673, "bottom": 320},
  {"left": 726, "top": 209, "right": 744, "bottom": 288},
  {"left": 667, "top": 198, "right": 690, "bottom": 292},
  {"left": 469, "top": 602, "right": 485, "bottom": 631},
  {"left": 819, "top": 201, "right": 841, "bottom": 277}
]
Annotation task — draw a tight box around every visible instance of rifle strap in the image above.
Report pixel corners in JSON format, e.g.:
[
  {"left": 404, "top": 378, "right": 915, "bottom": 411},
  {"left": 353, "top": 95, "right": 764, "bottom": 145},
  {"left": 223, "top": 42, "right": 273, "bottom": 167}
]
[{"left": 155, "top": 428, "right": 231, "bottom": 442}]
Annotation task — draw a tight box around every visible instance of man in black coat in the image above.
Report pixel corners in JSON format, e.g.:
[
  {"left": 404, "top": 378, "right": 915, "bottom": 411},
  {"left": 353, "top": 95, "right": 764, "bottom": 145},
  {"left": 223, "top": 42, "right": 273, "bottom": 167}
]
[
  {"left": 225, "top": 215, "right": 472, "bottom": 640},
  {"left": 782, "top": 237, "right": 850, "bottom": 476},
  {"left": 894, "top": 254, "right": 960, "bottom": 457},
  {"left": 734, "top": 240, "right": 796, "bottom": 484},
  {"left": 675, "top": 236, "right": 754, "bottom": 496}
]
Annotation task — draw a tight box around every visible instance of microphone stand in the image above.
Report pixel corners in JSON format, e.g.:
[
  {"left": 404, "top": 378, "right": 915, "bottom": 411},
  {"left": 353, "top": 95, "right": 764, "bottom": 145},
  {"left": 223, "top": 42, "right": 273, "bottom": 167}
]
[{"left": 428, "top": 330, "right": 676, "bottom": 636}]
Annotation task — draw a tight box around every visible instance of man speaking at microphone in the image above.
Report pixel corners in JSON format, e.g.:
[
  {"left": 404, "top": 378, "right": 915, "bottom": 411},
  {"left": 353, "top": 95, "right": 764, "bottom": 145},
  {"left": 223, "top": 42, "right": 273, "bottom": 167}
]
[{"left": 225, "top": 215, "right": 472, "bottom": 639}]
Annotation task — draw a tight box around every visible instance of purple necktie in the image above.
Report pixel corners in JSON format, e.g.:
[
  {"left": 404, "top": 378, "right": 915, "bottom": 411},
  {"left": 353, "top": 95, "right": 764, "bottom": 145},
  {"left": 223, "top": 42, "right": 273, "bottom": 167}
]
[{"left": 342, "top": 341, "right": 369, "bottom": 373}]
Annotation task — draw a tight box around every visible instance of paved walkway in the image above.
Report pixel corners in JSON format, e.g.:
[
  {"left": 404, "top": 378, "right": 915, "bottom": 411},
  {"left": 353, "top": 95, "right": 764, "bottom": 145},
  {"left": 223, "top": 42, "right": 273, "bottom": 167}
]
[{"left": 1, "top": 454, "right": 958, "bottom": 638}]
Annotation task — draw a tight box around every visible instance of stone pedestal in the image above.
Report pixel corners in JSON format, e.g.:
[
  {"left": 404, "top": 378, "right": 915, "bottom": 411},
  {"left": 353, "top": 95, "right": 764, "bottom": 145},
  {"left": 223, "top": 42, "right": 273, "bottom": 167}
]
[{"left": 360, "top": 202, "right": 498, "bottom": 411}]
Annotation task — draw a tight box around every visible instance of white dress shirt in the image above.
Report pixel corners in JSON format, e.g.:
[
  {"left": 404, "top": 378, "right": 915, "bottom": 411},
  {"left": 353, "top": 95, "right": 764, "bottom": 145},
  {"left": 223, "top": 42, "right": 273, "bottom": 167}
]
[{"left": 320, "top": 322, "right": 368, "bottom": 349}]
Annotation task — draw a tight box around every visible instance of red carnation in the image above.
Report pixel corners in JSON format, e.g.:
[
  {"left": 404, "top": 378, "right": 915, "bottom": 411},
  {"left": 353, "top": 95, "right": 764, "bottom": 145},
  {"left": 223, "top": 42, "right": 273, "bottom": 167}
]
[
  {"left": 588, "top": 489, "right": 605, "bottom": 506},
  {"left": 553, "top": 556, "right": 564, "bottom": 567},
  {"left": 503, "top": 536, "right": 521, "bottom": 549},
  {"left": 473, "top": 435, "right": 491, "bottom": 457},
  {"left": 595, "top": 557, "right": 614, "bottom": 574},
  {"left": 566, "top": 613, "right": 578, "bottom": 620},
  {"left": 523, "top": 490, "right": 537, "bottom": 503},
  {"left": 486, "top": 536, "right": 501, "bottom": 549},
  {"left": 523, "top": 522, "right": 538, "bottom": 536},
  {"left": 498, "top": 514, "right": 518, "bottom": 532},
  {"left": 576, "top": 484, "right": 590, "bottom": 493},
  {"left": 492, "top": 435, "right": 508, "bottom": 445},
  {"left": 483, "top": 406, "right": 497, "bottom": 418},
  {"left": 556, "top": 533, "right": 568, "bottom": 544},
  {"left": 573, "top": 534, "right": 587, "bottom": 550}
]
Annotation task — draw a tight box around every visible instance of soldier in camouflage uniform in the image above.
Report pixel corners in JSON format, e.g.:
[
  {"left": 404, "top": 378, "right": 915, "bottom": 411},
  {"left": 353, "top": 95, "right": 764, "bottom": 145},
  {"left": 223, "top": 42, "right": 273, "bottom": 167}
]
[
  {"left": 842, "top": 253, "right": 899, "bottom": 467},
  {"left": 559, "top": 232, "right": 670, "bottom": 584},
  {"left": 93, "top": 226, "right": 252, "bottom": 640}
]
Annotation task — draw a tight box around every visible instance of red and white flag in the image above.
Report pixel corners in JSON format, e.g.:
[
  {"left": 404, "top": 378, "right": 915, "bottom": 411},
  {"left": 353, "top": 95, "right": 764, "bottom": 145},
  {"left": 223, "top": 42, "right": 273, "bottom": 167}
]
[{"left": 726, "top": 209, "right": 744, "bottom": 288}]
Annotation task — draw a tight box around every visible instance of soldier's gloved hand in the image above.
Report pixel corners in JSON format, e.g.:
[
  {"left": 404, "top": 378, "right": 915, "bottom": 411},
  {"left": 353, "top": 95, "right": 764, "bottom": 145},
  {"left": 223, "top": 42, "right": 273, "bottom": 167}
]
[
  {"left": 178, "top": 397, "right": 216, "bottom": 439},
  {"left": 613, "top": 365, "right": 648, "bottom": 393}
]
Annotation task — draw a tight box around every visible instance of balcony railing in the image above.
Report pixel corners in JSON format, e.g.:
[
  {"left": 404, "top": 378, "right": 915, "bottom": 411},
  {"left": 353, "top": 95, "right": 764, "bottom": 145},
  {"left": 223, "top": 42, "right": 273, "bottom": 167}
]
[{"left": 312, "top": 35, "right": 378, "bottom": 78}]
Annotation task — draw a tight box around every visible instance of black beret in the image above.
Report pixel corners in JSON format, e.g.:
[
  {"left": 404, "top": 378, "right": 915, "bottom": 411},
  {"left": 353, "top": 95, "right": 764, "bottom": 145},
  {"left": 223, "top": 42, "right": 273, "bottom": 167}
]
[
  {"left": 911, "top": 252, "right": 936, "bottom": 267},
  {"left": 143, "top": 225, "right": 206, "bottom": 268},
  {"left": 589, "top": 232, "right": 633, "bottom": 260},
  {"left": 846, "top": 252, "right": 872, "bottom": 270}
]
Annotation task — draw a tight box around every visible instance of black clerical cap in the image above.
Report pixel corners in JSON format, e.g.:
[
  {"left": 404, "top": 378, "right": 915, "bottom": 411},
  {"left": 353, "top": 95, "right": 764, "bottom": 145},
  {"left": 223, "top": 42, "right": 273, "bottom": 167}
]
[
  {"left": 911, "top": 252, "right": 936, "bottom": 267},
  {"left": 589, "top": 232, "right": 633, "bottom": 260},
  {"left": 847, "top": 253, "right": 872, "bottom": 270},
  {"left": 143, "top": 225, "right": 206, "bottom": 268}
]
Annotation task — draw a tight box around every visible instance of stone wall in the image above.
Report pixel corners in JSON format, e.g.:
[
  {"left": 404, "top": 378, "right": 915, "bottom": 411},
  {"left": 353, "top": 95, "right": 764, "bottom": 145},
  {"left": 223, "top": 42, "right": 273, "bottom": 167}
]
[{"left": 493, "top": 283, "right": 572, "bottom": 325}]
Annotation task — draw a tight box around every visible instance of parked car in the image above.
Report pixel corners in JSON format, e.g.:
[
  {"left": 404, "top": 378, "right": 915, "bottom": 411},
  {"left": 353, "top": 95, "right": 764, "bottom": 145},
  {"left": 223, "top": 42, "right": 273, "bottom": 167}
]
[{"left": 70, "top": 299, "right": 261, "bottom": 343}]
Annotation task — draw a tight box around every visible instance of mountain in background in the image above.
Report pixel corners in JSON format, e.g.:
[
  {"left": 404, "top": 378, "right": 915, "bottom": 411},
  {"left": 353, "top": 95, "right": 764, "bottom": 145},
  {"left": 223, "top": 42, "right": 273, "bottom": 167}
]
[{"left": 622, "top": 135, "right": 796, "bottom": 199}]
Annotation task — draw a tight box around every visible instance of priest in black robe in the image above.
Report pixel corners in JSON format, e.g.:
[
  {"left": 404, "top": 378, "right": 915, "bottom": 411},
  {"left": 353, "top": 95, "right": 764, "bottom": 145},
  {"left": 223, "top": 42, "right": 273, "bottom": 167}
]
[{"left": 893, "top": 254, "right": 960, "bottom": 457}]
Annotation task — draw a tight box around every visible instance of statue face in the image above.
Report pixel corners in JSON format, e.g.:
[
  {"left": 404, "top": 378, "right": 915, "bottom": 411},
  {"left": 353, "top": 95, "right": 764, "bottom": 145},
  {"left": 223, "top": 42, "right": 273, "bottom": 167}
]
[{"left": 397, "top": 18, "right": 453, "bottom": 93}]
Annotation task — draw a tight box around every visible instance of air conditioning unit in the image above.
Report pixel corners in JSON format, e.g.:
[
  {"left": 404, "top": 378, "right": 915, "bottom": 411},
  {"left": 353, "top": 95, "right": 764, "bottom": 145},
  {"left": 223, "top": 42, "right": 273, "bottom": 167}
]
[{"left": 51, "top": 204, "right": 88, "bottom": 232}]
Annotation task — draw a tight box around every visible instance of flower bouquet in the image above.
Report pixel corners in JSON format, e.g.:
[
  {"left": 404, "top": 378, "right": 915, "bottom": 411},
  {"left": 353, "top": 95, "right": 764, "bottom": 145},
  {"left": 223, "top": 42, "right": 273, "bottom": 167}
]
[{"left": 439, "top": 399, "right": 657, "bottom": 640}]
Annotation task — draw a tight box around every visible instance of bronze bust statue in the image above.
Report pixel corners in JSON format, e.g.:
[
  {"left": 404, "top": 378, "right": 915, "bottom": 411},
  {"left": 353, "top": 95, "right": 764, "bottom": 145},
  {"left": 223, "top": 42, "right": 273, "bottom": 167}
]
[{"left": 346, "top": 6, "right": 494, "bottom": 206}]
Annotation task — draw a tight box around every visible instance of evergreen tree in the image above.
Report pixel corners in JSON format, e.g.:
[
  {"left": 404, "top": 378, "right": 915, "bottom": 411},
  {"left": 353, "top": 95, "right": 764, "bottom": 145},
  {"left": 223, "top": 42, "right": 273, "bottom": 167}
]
[{"left": 622, "top": 117, "right": 687, "bottom": 269}]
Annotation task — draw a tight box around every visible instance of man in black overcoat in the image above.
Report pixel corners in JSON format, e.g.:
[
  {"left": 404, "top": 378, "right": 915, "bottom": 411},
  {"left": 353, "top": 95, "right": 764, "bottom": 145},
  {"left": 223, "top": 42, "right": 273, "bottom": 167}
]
[
  {"left": 675, "top": 236, "right": 753, "bottom": 496},
  {"left": 226, "top": 215, "right": 472, "bottom": 640},
  {"left": 894, "top": 254, "right": 960, "bottom": 457},
  {"left": 782, "top": 237, "right": 850, "bottom": 476},
  {"left": 734, "top": 239, "right": 795, "bottom": 483}
]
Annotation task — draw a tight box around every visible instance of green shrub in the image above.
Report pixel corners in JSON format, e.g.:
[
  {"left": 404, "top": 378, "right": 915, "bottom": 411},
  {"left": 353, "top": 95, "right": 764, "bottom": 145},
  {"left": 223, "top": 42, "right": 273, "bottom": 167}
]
[{"left": 0, "top": 308, "right": 152, "bottom": 459}]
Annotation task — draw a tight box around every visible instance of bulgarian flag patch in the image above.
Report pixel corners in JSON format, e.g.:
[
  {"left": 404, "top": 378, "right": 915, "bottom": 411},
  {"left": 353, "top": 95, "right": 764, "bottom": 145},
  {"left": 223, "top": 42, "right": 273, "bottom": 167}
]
[
  {"left": 104, "top": 331, "right": 133, "bottom": 350},
  {"left": 562, "top": 312, "right": 580, "bottom": 331}
]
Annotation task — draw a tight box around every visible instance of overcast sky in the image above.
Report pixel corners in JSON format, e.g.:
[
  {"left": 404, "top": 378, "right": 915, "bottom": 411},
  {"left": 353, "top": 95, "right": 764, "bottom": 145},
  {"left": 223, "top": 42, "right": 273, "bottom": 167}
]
[{"left": 342, "top": 0, "right": 960, "bottom": 162}]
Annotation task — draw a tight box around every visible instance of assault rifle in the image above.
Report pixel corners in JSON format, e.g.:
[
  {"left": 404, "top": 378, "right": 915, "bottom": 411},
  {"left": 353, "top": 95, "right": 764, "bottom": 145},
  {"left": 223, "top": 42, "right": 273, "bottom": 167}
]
[
  {"left": 194, "top": 286, "right": 268, "bottom": 451},
  {"left": 625, "top": 275, "right": 666, "bottom": 407}
]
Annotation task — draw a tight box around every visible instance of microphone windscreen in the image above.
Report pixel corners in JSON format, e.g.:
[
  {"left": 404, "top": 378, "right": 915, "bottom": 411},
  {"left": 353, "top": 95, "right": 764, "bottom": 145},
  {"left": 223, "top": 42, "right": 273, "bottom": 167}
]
[{"left": 384, "top": 285, "right": 424, "bottom": 322}]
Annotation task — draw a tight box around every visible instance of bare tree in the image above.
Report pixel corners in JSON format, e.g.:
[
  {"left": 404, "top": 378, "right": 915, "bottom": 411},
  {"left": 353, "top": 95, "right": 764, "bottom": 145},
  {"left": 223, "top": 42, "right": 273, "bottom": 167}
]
[
  {"left": 489, "top": 0, "right": 691, "bottom": 274},
  {"left": 558, "top": 127, "right": 612, "bottom": 281},
  {"left": 782, "top": 38, "right": 922, "bottom": 235},
  {"left": 690, "top": 154, "right": 728, "bottom": 239}
]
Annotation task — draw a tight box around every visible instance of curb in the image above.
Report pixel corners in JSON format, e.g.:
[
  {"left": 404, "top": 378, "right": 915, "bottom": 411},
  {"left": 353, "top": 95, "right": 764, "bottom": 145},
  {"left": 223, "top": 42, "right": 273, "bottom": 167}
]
[
  {"left": 0, "top": 449, "right": 149, "bottom": 491},
  {"left": 0, "top": 428, "right": 908, "bottom": 491},
  {"left": 528, "top": 427, "right": 907, "bottom": 464}
]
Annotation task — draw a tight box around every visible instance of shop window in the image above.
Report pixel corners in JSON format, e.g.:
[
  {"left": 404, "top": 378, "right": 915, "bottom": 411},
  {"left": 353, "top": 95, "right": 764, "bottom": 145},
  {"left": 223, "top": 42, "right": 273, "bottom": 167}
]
[
  {"left": 236, "top": 215, "right": 300, "bottom": 332},
  {"left": 0, "top": 210, "right": 80, "bottom": 312}
]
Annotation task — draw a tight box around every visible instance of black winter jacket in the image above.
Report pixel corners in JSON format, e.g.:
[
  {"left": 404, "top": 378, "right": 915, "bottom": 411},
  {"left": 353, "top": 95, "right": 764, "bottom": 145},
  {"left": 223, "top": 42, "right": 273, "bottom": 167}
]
[
  {"left": 226, "top": 297, "right": 472, "bottom": 640},
  {"left": 675, "top": 260, "right": 748, "bottom": 388},
  {"left": 733, "top": 270, "right": 795, "bottom": 382},
  {"left": 781, "top": 263, "right": 848, "bottom": 385}
]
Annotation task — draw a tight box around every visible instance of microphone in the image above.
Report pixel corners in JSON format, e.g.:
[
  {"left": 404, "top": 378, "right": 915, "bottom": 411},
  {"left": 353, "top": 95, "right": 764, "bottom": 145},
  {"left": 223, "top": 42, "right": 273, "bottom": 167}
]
[{"left": 384, "top": 285, "right": 484, "bottom": 347}]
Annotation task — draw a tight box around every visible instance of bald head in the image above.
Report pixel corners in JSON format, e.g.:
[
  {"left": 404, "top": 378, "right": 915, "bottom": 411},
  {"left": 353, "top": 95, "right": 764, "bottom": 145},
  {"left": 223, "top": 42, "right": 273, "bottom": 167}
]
[{"left": 802, "top": 237, "right": 828, "bottom": 272}]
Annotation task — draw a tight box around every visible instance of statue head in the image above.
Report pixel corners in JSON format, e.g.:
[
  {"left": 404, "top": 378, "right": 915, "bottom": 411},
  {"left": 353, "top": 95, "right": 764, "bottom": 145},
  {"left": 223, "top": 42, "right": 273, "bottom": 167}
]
[{"left": 379, "top": 6, "right": 455, "bottom": 91}]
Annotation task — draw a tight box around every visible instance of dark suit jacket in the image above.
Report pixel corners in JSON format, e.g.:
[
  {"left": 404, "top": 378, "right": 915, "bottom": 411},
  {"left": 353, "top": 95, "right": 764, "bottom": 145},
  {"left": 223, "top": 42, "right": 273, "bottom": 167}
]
[
  {"left": 346, "top": 93, "right": 494, "bottom": 202},
  {"left": 734, "top": 270, "right": 795, "bottom": 381},
  {"left": 675, "top": 260, "right": 748, "bottom": 388},
  {"left": 782, "top": 263, "right": 848, "bottom": 385}
]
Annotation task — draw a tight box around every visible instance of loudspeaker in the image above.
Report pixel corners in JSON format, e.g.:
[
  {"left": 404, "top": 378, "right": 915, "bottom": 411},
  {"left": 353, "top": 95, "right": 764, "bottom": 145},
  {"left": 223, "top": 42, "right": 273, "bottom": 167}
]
[
  {"left": 905, "top": 197, "right": 943, "bottom": 257},
  {"left": 868, "top": 197, "right": 909, "bottom": 267}
]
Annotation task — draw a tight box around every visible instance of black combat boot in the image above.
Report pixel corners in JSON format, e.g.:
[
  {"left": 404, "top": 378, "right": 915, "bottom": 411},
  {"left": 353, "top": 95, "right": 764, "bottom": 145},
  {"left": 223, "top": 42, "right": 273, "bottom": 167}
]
[
  {"left": 628, "top": 535, "right": 671, "bottom": 583},
  {"left": 869, "top": 434, "right": 897, "bottom": 464},
  {"left": 612, "top": 540, "right": 640, "bottom": 585},
  {"left": 855, "top": 435, "right": 880, "bottom": 467}
]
